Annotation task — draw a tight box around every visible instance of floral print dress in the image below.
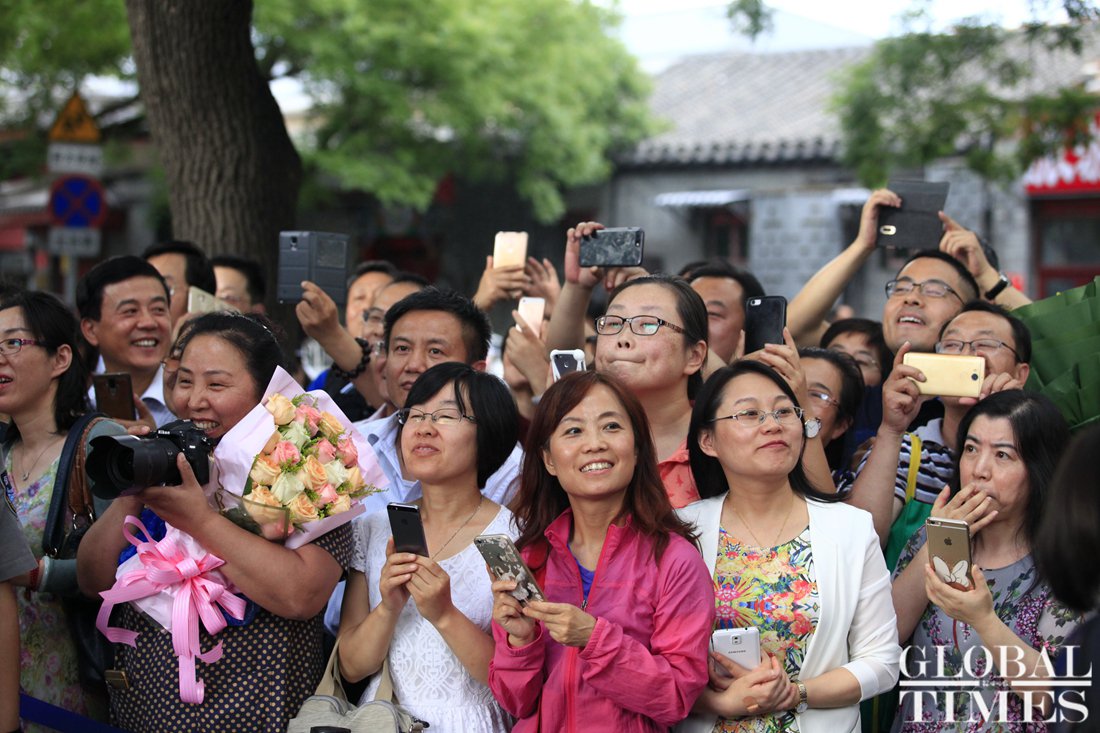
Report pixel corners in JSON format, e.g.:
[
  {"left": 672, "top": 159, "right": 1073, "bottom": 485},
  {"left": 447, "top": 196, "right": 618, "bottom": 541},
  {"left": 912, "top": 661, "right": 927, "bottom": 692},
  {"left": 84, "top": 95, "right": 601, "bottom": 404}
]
[
  {"left": 712, "top": 526, "right": 820, "bottom": 733},
  {"left": 893, "top": 527, "right": 1082, "bottom": 732},
  {"left": 8, "top": 453, "right": 91, "bottom": 728}
]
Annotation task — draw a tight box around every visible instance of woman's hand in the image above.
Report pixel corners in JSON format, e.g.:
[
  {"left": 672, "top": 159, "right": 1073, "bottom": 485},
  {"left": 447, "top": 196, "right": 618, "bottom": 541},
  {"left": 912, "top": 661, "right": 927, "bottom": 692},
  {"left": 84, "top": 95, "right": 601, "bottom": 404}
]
[
  {"left": 473, "top": 256, "right": 530, "bottom": 310},
  {"left": 491, "top": 578, "right": 538, "bottom": 647},
  {"left": 524, "top": 256, "right": 562, "bottom": 312},
  {"left": 564, "top": 222, "right": 605, "bottom": 288},
  {"left": 925, "top": 564, "right": 995, "bottom": 628},
  {"left": 522, "top": 600, "right": 596, "bottom": 648},
  {"left": 709, "top": 652, "right": 798, "bottom": 718},
  {"left": 929, "top": 485, "right": 997, "bottom": 535},
  {"left": 379, "top": 539, "right": 415, "bottom": 614},
  {"left": 406, "top": 555, "right": 454, "bottom": 625},
  {"left": 138, "top": 453, "right": 215, "bottom": 532},
  {"left": 745, "top": 328, "right": 809, "bottom": 407}
]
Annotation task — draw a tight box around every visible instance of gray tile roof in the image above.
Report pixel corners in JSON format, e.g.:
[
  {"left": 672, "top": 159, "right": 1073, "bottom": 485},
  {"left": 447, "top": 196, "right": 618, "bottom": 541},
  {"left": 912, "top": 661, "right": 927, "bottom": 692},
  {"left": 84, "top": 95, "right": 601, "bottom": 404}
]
[{"left": 625, "top": 28, "right": 1100, "bottom": 168}]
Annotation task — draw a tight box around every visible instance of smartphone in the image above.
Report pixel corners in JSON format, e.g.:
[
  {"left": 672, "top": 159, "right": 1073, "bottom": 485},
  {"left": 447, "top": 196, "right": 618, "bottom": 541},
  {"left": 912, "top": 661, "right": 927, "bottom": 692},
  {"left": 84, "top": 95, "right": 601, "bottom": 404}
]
[
  {"left": 902, "top": 353, "right": 985, "bottom": 398},
  {"left": 876, "top": 180, "right": 950, "bottom": 250},
  {"left": 710, "top": 627, "right": 762, "bottom": 671},
  {"left": 550, "top": 349, "right": 586, "bottom": 381},
  {"left": 493, "top": 232, "right": 528, "bottom": 269},
  {"left": 387, "top": 502, "right": 429, "bottom": 556},
  {"left": 474, "top": 534, "right": 546, "bottom": 606},
  {"left": 578, "top": 227, "right": 644, "bottom": 268},
  {"left": 516, "top": 297, "right": 545, "bottom": 333},
  {"left": 743, "top": 295, "right": 787, "bottom": 354},
  {"left": 92, "top": 372, "right": 136, "bottom": 420},
  {"left": 276, "top": 231, "right": 350, "bottom": 304},
  {"left": 187, "top": 286, "right": 238, "bottom": 315},
  {"left": 926, "top": 517, "right": 973, "bottom": 591}
]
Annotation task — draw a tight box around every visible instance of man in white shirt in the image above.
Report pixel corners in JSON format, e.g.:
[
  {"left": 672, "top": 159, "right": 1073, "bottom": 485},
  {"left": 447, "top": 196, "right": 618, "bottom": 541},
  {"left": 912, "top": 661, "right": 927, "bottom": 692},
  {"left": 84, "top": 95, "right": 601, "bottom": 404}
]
[{"left": 77, "top": 256, "right": 175, "bottom": 427}]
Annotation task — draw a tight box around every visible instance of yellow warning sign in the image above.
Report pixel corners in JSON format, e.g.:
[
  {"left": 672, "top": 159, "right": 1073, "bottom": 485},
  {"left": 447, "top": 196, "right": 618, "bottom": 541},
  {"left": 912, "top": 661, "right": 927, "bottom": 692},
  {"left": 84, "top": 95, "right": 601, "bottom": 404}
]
[{"left": 48, "top": 92, "right": 101, "bottom": 143}]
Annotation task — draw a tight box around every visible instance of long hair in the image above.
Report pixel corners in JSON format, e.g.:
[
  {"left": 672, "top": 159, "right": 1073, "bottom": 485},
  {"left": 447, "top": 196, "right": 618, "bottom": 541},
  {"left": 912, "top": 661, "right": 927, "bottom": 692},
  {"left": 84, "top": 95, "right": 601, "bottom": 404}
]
[
  {"left": 950, "top": 390, "right": 1068, "bottom": 551},
  {"left": 512, "top": 371, "right": 696, "bottom": 562},
  {"left": 0, "top": 290, "right": 89, "bottom": 437},
  {"left": 688, "top": 361, "right": 841, "bottom": 502}
]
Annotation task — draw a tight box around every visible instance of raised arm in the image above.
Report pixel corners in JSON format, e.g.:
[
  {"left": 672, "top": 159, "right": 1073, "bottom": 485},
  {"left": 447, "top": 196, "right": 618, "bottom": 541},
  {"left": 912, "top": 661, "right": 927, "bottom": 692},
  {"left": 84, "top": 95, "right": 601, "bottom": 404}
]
[
  {"left": 297, "top": 280, "right": 384, "bottom": 407},
  {"left": 788, "top": 190, "right": 900, "bottom": 345},
  {"left": 938, "top": 213, "right": 1032, "bottom": 309}
]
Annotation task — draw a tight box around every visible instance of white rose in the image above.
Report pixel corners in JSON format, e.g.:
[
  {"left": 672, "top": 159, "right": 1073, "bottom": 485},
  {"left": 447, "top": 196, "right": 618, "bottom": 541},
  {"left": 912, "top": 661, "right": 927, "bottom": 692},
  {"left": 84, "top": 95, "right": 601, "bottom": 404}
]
[{"left": 270, "top": 471, "right": 306, "bottom": 505}]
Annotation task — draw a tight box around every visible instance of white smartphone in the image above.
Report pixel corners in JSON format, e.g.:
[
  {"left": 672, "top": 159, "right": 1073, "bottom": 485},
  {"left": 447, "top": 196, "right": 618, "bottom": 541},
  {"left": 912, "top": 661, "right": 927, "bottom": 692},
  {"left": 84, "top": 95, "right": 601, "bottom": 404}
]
[
  {"left": 493, "top": 231, "right": 528, "bottom": 269},
  {"left": 711, "top": 627, "right": 761, "bottom": 671},
  {"left": 517, "top": 297, "right": 545, "bottom": 333},
  {"left": 550, "top": 349, "right": 586, "bottom": 381}
]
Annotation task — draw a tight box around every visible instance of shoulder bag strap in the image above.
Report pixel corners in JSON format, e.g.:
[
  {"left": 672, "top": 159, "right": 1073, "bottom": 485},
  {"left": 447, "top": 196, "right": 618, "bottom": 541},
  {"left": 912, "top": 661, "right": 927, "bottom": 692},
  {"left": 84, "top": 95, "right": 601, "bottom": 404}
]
[
  {"left": 42, "top": 412, "right": 106, "bottom": 557},
  {"left": 904, "top": 432, "right": 922, "bottom": 505}
]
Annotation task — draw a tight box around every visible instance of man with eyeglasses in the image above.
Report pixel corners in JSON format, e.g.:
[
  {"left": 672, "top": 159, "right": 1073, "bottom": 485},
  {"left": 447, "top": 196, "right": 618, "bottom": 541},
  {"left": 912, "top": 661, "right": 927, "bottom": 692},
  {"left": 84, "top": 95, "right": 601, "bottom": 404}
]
[{"left": 841, "top": 301, "right": 1031, "bottom": 561}]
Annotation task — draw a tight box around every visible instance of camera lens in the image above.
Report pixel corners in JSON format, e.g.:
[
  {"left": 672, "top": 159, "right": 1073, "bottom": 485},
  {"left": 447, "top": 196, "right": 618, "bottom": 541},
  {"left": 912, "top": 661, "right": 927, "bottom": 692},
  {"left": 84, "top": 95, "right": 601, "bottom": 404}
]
[{"left": 86, "top": 435, "right": 182, "bottom": 499}]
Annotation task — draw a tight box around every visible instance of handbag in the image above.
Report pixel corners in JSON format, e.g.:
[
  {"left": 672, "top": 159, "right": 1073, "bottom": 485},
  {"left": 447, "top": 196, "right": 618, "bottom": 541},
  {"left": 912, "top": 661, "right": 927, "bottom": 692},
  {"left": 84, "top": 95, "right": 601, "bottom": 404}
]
[
  {"left": 40, "top": 411, "right": 115, "bottom": 695},
  {"left": 287, "top": 638, "right": 426, "bottom": 733}
]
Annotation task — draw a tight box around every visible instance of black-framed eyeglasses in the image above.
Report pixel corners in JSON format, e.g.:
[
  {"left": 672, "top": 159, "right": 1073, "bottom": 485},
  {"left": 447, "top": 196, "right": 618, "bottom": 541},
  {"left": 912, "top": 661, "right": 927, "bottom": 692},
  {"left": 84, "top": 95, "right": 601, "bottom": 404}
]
[
  {"left": 0, "top": 338, "right": 44, "bottom": 356},
  {"left": 807, "top": 391, "right": 840, "bottom": 408},
  {"left": 396, "top": 407, "right": 476, "bottom": 426},
  {"left": 936, "top": 339, "right": 1020, "bottom": 360},
  {"left": 595, "top": 315, "right": 686, "bottom": 337},
  {"left": 885, "top": 278, "right": 962, "bottom": 302},
  {"left": 710, "top": 406, "right": 804, "bottom": 426}
]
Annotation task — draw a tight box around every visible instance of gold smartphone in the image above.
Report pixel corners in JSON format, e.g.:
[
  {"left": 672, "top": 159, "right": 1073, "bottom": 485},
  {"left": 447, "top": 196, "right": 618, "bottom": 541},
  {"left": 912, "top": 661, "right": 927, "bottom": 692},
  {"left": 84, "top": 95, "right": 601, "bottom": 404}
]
[
  {"left": 493, "top": 232, "right": 528, "bottom": 269},
  {"left": 516, "top": 297, "right": 545, "bottom": 332},
  {"left": 902, "top": 353, "right": 985, "bottom": 398},
  {"left": 926, "top": 516, "right": 973, "bottom": 591}
]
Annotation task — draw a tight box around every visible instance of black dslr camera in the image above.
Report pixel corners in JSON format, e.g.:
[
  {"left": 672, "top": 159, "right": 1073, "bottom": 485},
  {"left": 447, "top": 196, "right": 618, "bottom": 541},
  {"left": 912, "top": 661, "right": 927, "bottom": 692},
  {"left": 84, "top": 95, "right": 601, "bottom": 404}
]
[{"left": 86, "top": 419, "right": 216, "bottom": 500}]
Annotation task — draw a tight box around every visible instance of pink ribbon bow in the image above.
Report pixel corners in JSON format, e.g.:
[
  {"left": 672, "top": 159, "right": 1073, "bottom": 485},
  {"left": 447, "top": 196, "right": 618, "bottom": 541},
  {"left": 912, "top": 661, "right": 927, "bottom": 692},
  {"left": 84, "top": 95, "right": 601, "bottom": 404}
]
[{"left": 97, "top": 515, "right": 248, "bottom": 704}]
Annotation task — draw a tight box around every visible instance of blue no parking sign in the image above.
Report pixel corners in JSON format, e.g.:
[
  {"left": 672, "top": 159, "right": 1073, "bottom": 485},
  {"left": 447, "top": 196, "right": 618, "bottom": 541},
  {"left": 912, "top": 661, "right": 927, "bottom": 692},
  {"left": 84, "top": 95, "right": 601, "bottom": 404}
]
[{"left": 48, "top": 175, "right": 106, "bottom": 228}]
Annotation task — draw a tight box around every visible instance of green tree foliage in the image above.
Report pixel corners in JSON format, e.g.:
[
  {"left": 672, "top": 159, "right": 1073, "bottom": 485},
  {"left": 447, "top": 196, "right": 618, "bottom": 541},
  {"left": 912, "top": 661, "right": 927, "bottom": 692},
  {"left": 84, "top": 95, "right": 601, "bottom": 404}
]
[
  {"left": 830, "top": 4, "right": 1100, "bottom": 187},
  {"left": 0, "top": 0, "right": 652, "bottom": 224}
]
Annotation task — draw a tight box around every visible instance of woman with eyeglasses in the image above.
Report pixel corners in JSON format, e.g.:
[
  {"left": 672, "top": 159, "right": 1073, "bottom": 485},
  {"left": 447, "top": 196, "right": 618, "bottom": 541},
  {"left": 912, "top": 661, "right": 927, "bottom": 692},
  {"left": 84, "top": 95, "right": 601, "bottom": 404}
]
[
  {"left": 339, "top": 362, "right": 519, "bottom": 732},
  {"left": 0, "top": 290, "right": 126, "bottom": 726},
  {"left": 677, "top": 361, "right": 899, "bottom": 733},
  {"left": 797, "top": 347, "right": 865, "bottom": 483}
]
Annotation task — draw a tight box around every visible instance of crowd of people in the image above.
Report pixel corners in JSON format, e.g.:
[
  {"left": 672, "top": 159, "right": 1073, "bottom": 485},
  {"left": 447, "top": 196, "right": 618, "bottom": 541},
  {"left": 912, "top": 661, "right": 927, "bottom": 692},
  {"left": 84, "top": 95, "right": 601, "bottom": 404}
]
[{"left": 2, "top": 189, "right": 1097, "bottom": 733}]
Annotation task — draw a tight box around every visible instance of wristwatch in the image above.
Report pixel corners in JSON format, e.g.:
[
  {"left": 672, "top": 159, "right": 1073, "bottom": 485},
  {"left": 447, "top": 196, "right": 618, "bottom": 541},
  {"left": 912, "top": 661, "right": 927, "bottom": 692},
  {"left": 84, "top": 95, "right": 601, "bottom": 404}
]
[
  {"left": 984, "top": 272, "right": 1011, "bottom": 301},
  {"left": 794, "top": 680, "right": 808, "bottom": 713},
  {"left": 803, "top": 417, "right": 822, "bottom": 439}
]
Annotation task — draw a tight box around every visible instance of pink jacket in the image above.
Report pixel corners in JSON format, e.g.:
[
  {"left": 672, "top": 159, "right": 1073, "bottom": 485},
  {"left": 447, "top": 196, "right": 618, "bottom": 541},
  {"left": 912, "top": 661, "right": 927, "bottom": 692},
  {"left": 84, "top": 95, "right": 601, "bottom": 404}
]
[{"left": 488, "top": 510, "right": 715, "bottom": 732}]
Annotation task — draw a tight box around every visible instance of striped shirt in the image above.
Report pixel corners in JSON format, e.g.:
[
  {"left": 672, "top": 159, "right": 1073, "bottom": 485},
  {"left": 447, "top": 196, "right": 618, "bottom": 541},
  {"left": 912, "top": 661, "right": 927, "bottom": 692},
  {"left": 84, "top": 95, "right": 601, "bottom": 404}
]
[{"left": 839, "top": 418, "right": 955, "bottom": 505}]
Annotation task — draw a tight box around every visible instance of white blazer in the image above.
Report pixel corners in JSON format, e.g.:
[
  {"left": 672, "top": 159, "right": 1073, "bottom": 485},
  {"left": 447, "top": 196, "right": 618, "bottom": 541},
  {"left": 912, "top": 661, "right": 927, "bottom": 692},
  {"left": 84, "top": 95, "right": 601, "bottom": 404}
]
[{"left": 675, "top": 494, "right": 900, "bottom": 733}]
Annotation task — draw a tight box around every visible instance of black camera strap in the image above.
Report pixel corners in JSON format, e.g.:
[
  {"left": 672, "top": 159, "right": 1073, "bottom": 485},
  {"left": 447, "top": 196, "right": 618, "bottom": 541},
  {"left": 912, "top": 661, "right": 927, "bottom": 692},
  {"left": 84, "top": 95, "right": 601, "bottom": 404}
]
[{"left": 43, "top": 411, "right": 106, "bottom": 558}]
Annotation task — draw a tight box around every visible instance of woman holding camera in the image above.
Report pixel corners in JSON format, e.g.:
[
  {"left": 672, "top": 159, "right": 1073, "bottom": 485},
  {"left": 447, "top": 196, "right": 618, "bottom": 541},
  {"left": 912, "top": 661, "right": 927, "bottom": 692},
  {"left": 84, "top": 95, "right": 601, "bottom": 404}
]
[
  {"left": 338, "top": 362, "right": 519, "bottom": 732},
  {"left": 677, "top": 361, "right": 899, "bottom": 733},
  {"left": 891, "top": 390, "right": 1081, "bottom": 730},
  {"left": 0, "top": 290, "right": 125, "bottom": 726},
  {"left": 78, "top": 312, "right": 352, "bottom": 733},
  {"left": 488, "top": 371, "right": 714, "bottom": 732}
]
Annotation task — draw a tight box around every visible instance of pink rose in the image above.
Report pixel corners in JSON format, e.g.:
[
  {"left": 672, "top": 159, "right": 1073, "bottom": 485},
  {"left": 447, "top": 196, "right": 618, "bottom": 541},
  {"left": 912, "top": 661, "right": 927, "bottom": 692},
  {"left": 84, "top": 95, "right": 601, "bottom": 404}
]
[
  {"left": 271, "top": 440, "right": 301, "bottom": 466},
  {"left": 318, "top": 483, "right": 339, "bottom": 505},
  {"left": 336, "top": 436, "right": 359, "bottom": 468},
  {"left": 295, "top": 404, "right": 322, "bottom": 434},
  {"left": 314, "top": 438, "right": 338, "bottom": 464}
]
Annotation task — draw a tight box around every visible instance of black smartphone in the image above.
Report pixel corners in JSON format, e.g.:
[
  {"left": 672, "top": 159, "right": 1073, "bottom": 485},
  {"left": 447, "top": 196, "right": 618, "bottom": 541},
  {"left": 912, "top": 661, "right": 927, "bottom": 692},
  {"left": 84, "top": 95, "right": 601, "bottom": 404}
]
[
  {"left": 875, "top": 179, "right": 950, "bottom": 250},
  {"left": 579, "top": 227, "right": 644, "bottom": 268},
  {"left": 387, "top": 502, "right": 429, "bottom": 556},
  {"left": 92, "top": 372, "right": 135, "bottom": 420},
  {"left": 550, "top": 349, "right": 585, "bottom": 382},
  {"left": 276, "top": 231, "right": 350, "bottom": 304},
  {"left": 743, "top": 295, "right": 787, "bottom": 354}
]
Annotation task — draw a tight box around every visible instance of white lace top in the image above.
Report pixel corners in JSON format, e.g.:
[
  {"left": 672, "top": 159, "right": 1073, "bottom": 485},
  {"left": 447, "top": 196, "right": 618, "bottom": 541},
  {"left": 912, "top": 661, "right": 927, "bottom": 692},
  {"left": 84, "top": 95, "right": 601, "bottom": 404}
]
[{"left": 350, "top": 505, "right": 516, "bottom": 733}]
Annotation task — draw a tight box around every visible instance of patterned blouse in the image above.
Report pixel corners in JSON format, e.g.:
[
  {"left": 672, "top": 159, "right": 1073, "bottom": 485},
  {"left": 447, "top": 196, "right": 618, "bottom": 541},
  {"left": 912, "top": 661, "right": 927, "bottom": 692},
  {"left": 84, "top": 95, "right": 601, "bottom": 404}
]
[
  {"left": 712, "top": 526, "right": 819, "bottom": 733},
  {"left": 893, "top": 526, "right": 1082, "bottom": 732}
]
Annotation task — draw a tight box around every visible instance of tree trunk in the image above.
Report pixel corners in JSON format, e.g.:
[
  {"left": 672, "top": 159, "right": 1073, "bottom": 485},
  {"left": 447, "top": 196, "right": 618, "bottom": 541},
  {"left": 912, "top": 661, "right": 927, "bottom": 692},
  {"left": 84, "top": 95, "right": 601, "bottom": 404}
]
[{"left": 125, "top": 0, "right": 301, "bottom": 296}]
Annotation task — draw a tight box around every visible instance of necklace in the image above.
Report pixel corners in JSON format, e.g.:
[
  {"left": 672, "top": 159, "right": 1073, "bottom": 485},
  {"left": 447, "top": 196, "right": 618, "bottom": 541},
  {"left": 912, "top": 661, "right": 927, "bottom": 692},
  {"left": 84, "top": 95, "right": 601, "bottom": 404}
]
[
  {"left": 430, "top": 497, "right": 484, "bottom": 559},
  {"left": 729, "top": 495, "right": 796, "bottom": 551},
  {"left": 16, "top": 436, "right": 60, "bottom": 483}
]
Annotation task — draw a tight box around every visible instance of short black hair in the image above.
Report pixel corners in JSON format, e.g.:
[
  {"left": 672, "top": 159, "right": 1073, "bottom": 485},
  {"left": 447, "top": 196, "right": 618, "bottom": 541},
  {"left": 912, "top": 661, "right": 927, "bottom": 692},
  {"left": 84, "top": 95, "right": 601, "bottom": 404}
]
[
  {"left": 389, "top": 271, "right": 431, "bottom": 289},
  {"left": 1035, "top": 424, "right": 1100, "bottom": 612},
  {"left": 142, "top": 240, "right": 218, "bottom": 295},
  {"left": 821, "top": 318, "right": 892, "bottom": 377},
  {"left": 175, "top": 312, "right": 287, "bottom": 403},
  {"left": 939, "top": 300, "right": 1032, "bottom": 364},
  {"left": 0, "top": 290, "right": 90, "bottom": 435},
  {"left": 347, "top": 260, "right": 397, "bottom": 289},
  {"left": 688, "top": 361, "right": 841, "bottom": 502},
  {"left": 211, "top": 254, "right": 267, "bottom": 304},
  {"left": 383, "top": 287, "right": 491, "bottom": 363},
  {"left": 798, "top": 347, "right": 864, "bottom": 427},
  {"left": 397, "top": 362, "right": 518, "bottom": 488},
  {"left": 688, "top": 262, "right": 766, "bottom": 303},
  {"left": 896, "top": 249, "right": 980, "bottom": 303},
  {"left": 76, "top": 255, "right": 170, "bottom": 321}
]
